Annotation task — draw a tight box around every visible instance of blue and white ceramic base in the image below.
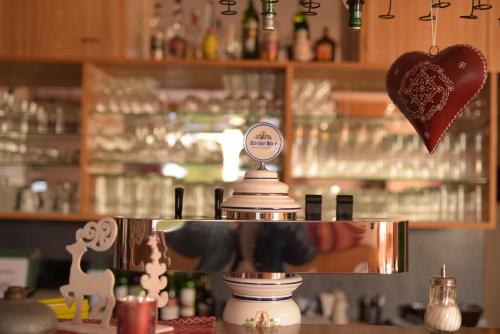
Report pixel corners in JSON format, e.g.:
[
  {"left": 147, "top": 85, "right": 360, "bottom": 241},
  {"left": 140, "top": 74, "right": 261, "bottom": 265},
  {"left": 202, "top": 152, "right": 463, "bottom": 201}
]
[{"left": 222, "top": 275, "right": 302, "bottom": 327}]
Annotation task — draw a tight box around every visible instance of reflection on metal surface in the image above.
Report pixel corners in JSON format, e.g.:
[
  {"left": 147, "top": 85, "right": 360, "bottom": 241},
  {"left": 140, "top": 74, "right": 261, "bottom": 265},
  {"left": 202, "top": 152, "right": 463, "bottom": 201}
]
[
  {"left": 113, "top": 217, "right": 408, "bottom": 274},
  {"left": 228, "top": 273, "right": 297, "bottom": 279},
  {"left": 225, "top": 211, "right": 297, "bottom": 220}
]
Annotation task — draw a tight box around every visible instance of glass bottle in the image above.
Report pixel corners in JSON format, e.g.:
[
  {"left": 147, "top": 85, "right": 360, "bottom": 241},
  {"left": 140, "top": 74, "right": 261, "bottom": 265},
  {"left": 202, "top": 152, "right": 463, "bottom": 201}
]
[
  {"left": 166, "top": 0, "right": 187, "bottom": 59},
  {"left": 160, "top": 272, "right": 180, "bottom": 320},
  {"left": 149, "top": 2, "right": 165, "bottom": 60},
  {"left": 293, "top": 1, "right": 312, "bottom": 62},
  {"left": 223, "top": 24, "right": 241, "bottom": 59},
  {"left": 424, "top": 265, "right": 461, "bottom": 333},
  {"left": 195, "top": 275, "right": 215, "bottom": 316},
  {"left": 261, "top": 28, "right": 279, "bottom": 61},
  {"left": 202, "top": 0, "right": 218, "bottom": 60},
  {"left": 180, "top": 273, "right": 196, "bottom": 317},
  {"left": 315, "top": 26, "right": 336, "bottom": 61},
  {"left": 241, "top": 0, "right": 260, "bottom": 59},
  {"left": 347, "top": 0, "right": 365, "bottom": 30},
  {"left": 261, "top": 0, "right": 277, "bottom": 31},
  {"left": 186, "top": 10, "right": 203, "bottom": 59},
  {"left": 294, "top": 1, "right": 310, "bottom": 39},
  {"left": 202, "top": 27, "right": 219, "bottom": 60}
]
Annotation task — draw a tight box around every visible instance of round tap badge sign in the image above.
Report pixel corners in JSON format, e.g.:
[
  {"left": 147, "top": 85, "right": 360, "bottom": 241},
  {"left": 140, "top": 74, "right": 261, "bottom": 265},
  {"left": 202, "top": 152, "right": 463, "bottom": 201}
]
[{"left": 243, "top": 122, "right": 284, "bottom": 162}]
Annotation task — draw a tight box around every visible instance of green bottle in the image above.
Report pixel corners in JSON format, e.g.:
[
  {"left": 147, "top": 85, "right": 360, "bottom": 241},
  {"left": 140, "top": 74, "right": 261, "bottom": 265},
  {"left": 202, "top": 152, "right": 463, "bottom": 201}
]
[
  {"left": 242, "top": 0, "right": 260, "bottom": 59},
  {"left": 347, "top": 0, "right": 365, "bottom": 30},
  {"left": 294, "top": 0, "right": 309, "bottom": 39}
]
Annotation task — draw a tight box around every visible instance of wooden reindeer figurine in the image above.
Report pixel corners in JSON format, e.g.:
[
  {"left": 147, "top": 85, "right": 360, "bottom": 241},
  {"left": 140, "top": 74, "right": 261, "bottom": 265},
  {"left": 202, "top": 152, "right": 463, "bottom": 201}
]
[{"left": 60, "top": 217, "right": 118, "bottom": 329}]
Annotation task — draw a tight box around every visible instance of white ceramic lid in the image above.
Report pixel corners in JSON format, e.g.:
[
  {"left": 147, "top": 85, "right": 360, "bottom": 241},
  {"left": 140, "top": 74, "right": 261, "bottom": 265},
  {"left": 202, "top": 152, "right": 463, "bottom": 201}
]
[{"left": 221, "top": 169, "right": 301, "bottom": 213}]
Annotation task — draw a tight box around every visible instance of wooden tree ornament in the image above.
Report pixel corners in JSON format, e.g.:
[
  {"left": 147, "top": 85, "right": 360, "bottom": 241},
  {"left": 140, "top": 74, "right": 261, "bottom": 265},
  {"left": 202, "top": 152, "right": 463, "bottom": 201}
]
[
  {"left": 140, "top": 235, "right": 169, "bottom": 308},
  {"left": 59, "top": 217, "right": 118, "bottom": 333}
]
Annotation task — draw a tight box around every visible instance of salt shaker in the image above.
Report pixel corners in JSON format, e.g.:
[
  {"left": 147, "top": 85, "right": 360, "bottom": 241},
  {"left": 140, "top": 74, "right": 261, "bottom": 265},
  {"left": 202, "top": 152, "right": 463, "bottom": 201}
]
[{"left": 424, "top": 265, "right": 461, "bottom": 333}]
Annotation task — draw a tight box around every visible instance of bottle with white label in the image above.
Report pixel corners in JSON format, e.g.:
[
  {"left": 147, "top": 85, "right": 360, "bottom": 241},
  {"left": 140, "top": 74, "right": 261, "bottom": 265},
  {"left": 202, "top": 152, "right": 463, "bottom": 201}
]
[{"left": 180, "top": 273, "right": 196, "bottom": 317}]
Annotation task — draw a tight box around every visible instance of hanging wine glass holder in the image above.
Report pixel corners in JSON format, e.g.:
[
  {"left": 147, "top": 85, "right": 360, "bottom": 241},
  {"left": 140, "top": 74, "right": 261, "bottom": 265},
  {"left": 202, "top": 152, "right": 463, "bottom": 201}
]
[{"left": 217, "top": 0, "right": 496, "bottom": 25}]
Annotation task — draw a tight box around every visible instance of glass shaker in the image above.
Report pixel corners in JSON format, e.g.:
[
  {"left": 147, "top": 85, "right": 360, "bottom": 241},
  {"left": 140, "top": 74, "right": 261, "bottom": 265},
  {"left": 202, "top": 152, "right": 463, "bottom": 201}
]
[{"left": 424, "top": 265, "right": 461, "bottom": 333}]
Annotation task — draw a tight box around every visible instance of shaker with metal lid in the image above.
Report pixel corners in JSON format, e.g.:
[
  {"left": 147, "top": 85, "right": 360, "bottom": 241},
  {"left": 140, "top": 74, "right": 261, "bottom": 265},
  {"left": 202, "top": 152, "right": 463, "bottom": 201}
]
[
  {"left": 424, "top": 265, "right": 461, "bottom": 333},
  {"left": 0, "top": 286, "right": 57, "bottom": 334}
]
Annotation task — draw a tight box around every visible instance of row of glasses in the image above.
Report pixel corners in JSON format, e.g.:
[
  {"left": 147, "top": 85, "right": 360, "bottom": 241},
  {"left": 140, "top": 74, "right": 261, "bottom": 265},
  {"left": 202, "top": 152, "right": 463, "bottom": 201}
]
[
  {"left": 0, "top": 135, "right": 79, "bottom": 165},
  {"left": 292, "top": 184, "right": 484, "bottom": 222},
  {"left": 94, "top": 174, "right": 233, "bottom": 217},
  {"left": 222, "top": 72, "right": 281, "bottom": 119},
  {"left": 91, "top": 125, "right": 223, "bottom": 164},
  {"left": 93, "top": 73, "right": 283, "bottom": 118},
  {"left": 9, "top": 180, "right": 78, "bottom": 213},
  {"left": 292, "top": 117, "right": 487, "bottom": 181},
  {"left": 0, "top": 89, "right": 79, "bottom": 135},
  {"left": 94, "top": 77, "right": 160, "bottom": 115},
  {"left": 292, "top": 80, "right": 338, "bottom": 117}
]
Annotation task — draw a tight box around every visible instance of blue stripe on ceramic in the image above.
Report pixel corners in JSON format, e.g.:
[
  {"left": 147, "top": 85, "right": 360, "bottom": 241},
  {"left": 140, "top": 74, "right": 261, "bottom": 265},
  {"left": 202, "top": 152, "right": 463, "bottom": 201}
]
[{"left": 232, "top": 294, "right": 292, "bottom": 302}]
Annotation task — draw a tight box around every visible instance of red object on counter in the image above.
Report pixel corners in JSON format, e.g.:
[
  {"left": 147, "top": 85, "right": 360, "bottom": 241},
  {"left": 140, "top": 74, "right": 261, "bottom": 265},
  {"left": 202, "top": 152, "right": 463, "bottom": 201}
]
[
  {"left": 116, "top": 296, "right": 157, "bottom": 334},
  {"left": 57, "top": 316, "right": 216, "bottom": 334}
]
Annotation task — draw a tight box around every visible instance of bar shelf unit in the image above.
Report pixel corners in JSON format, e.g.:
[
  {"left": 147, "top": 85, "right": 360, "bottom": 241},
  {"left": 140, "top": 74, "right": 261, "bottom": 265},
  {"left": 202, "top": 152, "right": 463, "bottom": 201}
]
[{"left": 0, "top": 57, "right": 496, "bottom": 229}]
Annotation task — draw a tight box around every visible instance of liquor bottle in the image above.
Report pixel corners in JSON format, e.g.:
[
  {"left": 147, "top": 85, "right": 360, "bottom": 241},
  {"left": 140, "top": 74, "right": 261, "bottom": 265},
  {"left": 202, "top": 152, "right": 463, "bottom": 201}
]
[
  {"left": 160, "top": 272, "right": 180, "bottom": 320},
  {"left": 179, "top": 273, "right": 196, "bottom": 317},
  {"left": 347, "top": 0, "right": 365, "bottom": 30},
  {"left": 241, "top": 0, "right": 260, "bottom": 59},
  {"left": 149, "top": 2, "right": 165, "bottom": 60},
  {"left": 195, "top": 275, "right": 215, "bottom": 316},
  {"left": 223, "top": 24, "right": 241, "bottom": 59},
  {"left": 293, "top": 1, "right": 312, "bottom": 62},
  {"left": 202, "top": 0, "right": 219, "bottom": 60},
  {"left": 314, "top": 26, "right": 336, "bottom": 61},
  {"left": 186, "top": 10, "right": 203, "bottom": 59},
  {"left": 294, "top": 1, "right": 310, "bottom": 39},
  {"left": 166, "top": 0, "right": 187, "bottom": 58},
  {"left": 202, "top": 27, "right": 219, "bottom": 60},
  {"left": 261, "top": 28, "right": 278, "bottom": 61}
]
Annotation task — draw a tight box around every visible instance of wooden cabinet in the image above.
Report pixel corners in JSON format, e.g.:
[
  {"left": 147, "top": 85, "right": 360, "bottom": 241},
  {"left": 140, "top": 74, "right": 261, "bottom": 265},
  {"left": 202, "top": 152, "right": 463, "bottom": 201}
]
[
  {"left": 362, "top": 0, "right": 489, "bottom": 65},
  {"left": 488, "top": 5, "right": 500, "bottom": 70},
  {"left": 0, "top": 0, "right": 122, "bottom": 59}
]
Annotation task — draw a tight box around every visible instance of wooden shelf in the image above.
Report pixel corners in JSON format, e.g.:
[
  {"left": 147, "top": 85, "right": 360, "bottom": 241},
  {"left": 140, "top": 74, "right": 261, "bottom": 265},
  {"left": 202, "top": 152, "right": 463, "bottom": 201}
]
[
  {"left": 0, "top": 57, "right": 495, "bottom": 229},
  {"left": 0, "top": 211, "right": 103, "bottom": 222},
  {"left": 1, "top": 55, "right": 499, "bottom": 74}
]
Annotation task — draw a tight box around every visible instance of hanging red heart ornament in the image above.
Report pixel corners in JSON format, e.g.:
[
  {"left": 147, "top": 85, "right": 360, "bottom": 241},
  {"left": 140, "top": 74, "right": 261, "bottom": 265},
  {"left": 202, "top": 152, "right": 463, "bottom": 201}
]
[{"left": 386, "top": 44, "right": 487, "bottom": 153}]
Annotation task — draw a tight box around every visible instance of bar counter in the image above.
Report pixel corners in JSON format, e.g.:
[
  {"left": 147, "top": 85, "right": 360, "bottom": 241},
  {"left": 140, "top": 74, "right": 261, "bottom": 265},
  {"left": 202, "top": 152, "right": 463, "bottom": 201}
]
[{"left": 218, "top": 323, "right": 500, "bottom": 334}]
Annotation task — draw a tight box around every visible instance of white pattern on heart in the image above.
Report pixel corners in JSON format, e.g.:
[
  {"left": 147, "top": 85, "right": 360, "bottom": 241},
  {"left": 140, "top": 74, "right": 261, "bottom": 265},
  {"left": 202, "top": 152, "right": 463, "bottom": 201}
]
[{"left": 398, "top": 61, "right": 454, "bottom": 122}]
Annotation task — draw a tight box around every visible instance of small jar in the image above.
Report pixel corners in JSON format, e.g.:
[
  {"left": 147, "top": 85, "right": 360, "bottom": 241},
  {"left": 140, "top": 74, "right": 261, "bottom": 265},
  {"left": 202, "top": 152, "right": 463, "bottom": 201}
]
[{"left": 424, "top": 265, "right": 461, "bottom": 333}]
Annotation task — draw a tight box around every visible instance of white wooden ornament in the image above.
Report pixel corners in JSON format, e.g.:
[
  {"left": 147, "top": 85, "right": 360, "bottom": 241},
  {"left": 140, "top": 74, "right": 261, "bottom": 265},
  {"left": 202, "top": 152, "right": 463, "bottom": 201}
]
[
  {"left": 140, "top": 235, "right": 169, "bottom": 308},
  {"left": 58, "top": 217, "right": 118, "bottom": 333}
]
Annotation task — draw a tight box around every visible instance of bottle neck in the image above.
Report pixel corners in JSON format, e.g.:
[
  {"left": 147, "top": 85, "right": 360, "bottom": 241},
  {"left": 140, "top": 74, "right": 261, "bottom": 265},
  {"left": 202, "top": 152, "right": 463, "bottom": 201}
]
[{"left": 348, "top": 0, "right": 364, "bottom": 30}]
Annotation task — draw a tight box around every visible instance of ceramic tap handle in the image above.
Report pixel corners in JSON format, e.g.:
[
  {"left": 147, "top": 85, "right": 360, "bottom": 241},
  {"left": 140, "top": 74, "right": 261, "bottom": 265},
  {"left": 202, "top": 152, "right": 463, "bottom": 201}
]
[
  {"left": 214, "top": 188, "right": 224, "bottom": 220},
  {"left": 175, "top": 187, "right": 184, "bottom": 219}
]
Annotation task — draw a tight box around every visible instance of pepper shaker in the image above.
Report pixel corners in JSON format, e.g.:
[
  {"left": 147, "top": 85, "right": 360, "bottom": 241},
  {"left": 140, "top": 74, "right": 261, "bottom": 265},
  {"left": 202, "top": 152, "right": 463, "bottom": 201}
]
[{"left": 424, "top": 265, "right": 461, "bottom": 333}]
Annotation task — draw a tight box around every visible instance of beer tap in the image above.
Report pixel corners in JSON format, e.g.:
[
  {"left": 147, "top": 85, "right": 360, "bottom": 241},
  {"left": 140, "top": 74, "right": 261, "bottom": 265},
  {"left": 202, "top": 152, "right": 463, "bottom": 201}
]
[{"left": 174, "top": 187, "right": 184, "bottom": 219}]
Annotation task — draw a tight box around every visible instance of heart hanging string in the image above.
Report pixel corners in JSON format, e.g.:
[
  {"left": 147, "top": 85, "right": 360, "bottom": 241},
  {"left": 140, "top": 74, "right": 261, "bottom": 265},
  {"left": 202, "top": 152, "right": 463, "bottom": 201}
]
[{"left": 429, "top": 0, "right": 439, "bottom": 55}]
